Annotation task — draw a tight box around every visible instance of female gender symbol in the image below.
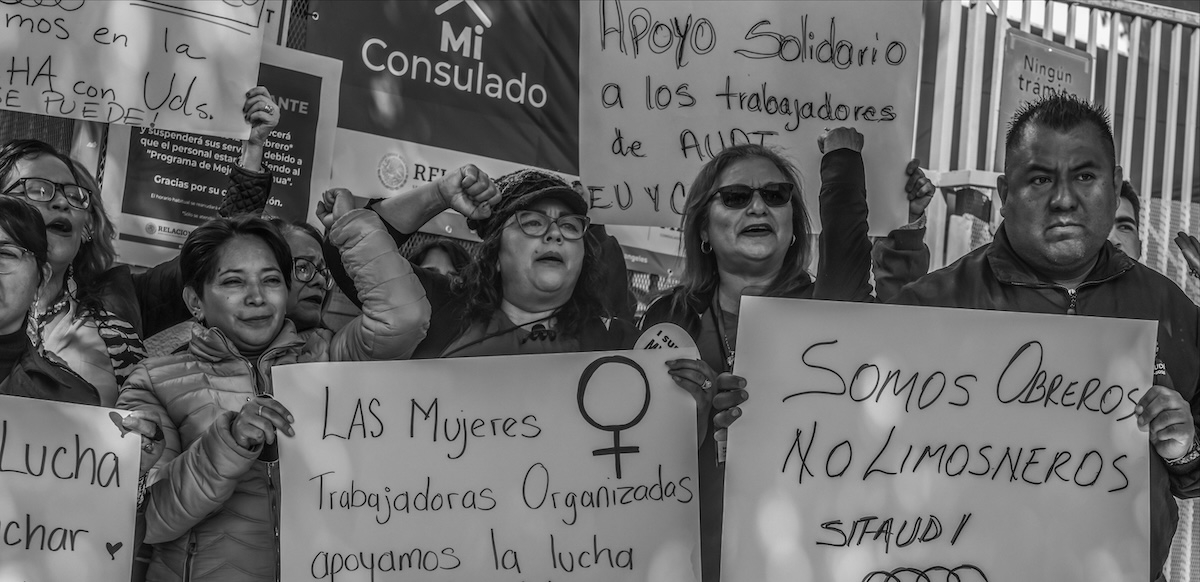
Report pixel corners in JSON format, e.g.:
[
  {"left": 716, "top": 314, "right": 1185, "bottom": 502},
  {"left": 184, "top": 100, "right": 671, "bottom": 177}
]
[{"left": 577, "top": 355, "right": 651, "bottom": 479}]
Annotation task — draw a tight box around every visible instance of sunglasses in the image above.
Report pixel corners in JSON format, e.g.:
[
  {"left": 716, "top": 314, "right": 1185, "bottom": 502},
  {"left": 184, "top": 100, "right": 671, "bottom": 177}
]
[
  {"left": 510, "top": 210, "right": 590, "bottom": 241},
  {"left": 292, "top": 257, "right": 334, "bottom": 290},
  {"left": 710, "top": 182, "right": 795, "bottom": 209},
  {"left": 3, "top": 178, "right": 92, "bottom": 210}
]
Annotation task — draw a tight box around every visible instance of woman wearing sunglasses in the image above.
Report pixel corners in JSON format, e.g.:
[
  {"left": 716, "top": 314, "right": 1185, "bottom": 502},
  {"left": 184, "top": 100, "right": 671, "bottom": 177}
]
[
  {"left": 324, "top": 167, "right": 641, "bottom": 357},
  {"left": 0, "top": 90, "right": 280, "bottom": 406},
  {"left": 639, "top": 127, "right": 929, "bottom": 582}
]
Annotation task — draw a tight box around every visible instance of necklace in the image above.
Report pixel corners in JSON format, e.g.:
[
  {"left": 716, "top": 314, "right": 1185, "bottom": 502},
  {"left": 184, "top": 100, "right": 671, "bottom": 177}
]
[{"left": 711, "top": 293, "right": 735, "bottom": 370}]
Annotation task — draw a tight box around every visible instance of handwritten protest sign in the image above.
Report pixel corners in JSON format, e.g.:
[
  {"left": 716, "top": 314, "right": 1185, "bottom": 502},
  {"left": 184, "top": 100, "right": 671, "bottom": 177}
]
[
  {"left": 722, "top": 298, "right": 1153, "bottom": 581},
  {"left": 994, "top": 28, "right": 1093, "bottom": 169},
  {"left": 579, "top": 0, "right": 922, "bottom": 232},
  {"left": 0, "top": 0, "right": 267, "bottom": 138},
  {"left": 101, "top": 45, "right": 341, "bottom": 267},
  {"left": 276, "top": 349, "right": 701, "bottom": 581},
  {"left": 0, "top": 396, "right": 140, "bottom": 581}
]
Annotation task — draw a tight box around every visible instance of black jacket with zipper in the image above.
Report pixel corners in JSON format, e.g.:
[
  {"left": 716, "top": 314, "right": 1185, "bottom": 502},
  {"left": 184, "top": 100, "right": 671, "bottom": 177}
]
[{"left": 892, "top": 221, "right": 1200, "bottom": 580}]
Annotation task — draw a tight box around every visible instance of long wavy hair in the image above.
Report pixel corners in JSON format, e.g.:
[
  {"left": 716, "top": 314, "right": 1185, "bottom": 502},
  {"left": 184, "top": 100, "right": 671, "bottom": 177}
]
[
  {"left": 457, "top": 207, "right": 605, "bottom": 339},
  {"left": 0, "top": 140, "right": 116, "bottom": 311},
  {"left": 679, "top": 143, "right": 812, "bottom": 300}
]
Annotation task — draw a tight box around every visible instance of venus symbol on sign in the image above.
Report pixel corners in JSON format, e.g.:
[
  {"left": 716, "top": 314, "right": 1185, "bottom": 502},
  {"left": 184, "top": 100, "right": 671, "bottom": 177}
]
[{"left": 577, "top": 356, "right": 651, "bottom": 479}]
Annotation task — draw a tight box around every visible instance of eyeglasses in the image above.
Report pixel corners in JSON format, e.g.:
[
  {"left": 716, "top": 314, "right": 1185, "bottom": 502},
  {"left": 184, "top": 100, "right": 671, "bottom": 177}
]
[
  {"left": 710, "top": 182, "right": 795, "bottom": 209},
  {"left": 292, "top": 257, "right": 333, "bottom": 290},
  {"left": 0, "top": 243, "right": 34, "bottom": 274},
  {"left": 510, "top": 210, "right": 590, "bottom": 241},
  {"left": 3, "top": 178, "right": 92, "bottom": 210}
]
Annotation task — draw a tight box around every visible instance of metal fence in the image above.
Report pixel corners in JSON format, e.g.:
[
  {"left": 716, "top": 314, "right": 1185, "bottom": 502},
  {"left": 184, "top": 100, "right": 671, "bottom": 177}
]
[{"left": 920, "top": 2, "right": 1199, "bottom": 576}]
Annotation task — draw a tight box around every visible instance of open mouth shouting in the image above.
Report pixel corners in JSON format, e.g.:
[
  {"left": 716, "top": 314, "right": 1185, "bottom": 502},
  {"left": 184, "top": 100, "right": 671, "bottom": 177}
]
[
  {"left": 740, "top": 223, "right": 776, "bottom": 237},
  {"left": 45, "top": 217, "right": 75, "bottom": 237},
  {"left": 535, "top": 250, "right": 565, "bottom": 265}
]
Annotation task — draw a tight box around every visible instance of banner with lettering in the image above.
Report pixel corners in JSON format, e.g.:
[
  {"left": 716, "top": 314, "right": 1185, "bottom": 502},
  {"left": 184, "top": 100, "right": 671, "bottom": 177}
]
[
  {"left": 301, "top": 0, "right": 579, "bottom": 200},
  {"left": 100, "top": 45, "right": 341, "bottom": 267},
  {"left": 275, "top": 349, "right": 701, "bottom": 581},
  {"left": 722, "top": 298, "right": 1153, "bottom": 581},
  {"left": 994, "top": 28, "right": 1093, "bottom": 170},
  {"left": 579, "top": 0, "right": 922, "bottom": 232},
  {"left": 0, "top": 396, "right": 140, "bottom": 581},
  {"left": 0, "top": 0, "right": 267, "bottom": 138}
]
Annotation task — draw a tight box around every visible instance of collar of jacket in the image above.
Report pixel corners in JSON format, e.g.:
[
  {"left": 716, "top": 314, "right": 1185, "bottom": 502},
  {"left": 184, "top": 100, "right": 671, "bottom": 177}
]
[
  {"left": 188, "top": 320, "right": 305, "bottom": 364},
  {"left": 985, "top": 222, "right": 1135, "bottom": 288}
]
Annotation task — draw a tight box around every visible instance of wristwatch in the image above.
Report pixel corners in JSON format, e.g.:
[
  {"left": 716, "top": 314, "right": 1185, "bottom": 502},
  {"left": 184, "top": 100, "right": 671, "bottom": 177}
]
[{"left": 1167, "top": 437, "right": 1200, "bottom": 466}]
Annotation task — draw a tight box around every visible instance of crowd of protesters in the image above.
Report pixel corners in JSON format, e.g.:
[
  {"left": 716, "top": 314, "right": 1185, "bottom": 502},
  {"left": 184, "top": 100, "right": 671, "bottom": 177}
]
[{"left": 0, "top": 85, "right": 1197, "bottom": 582}]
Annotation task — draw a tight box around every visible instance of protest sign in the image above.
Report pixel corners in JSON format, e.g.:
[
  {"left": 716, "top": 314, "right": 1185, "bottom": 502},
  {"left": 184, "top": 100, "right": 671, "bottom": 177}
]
[
  {"left": 0, "top": 0, "right": 267, "bottom": 138},
  {"left": 994, "top": 28, "right": 1093, "bottom": 169},
  {"left": 101, "top": 45, "right": 341, "bottom": 267},
  {"left": 276, "top": 349, "right": 702, "bottom": 581},
  {"left": 722, "top": 298, "right": 1153, "bottom": 581},
  {"left": 579, "top": 0, "right": 922, "bottom": 232},
  {"left": 302, "top": 0, "right": 579, "bottom": 199},
  {"left": 0, "top": 396, "right": 140, "bottom": 581}
]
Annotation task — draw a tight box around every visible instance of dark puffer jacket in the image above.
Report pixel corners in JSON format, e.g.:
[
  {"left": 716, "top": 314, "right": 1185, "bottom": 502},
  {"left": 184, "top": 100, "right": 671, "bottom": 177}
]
[
  {"left": 0, "top": 325, "right": 100, "bottom": 405},
  {"left": 892, "top": 222, "right": 1200, "bottom": 580}
]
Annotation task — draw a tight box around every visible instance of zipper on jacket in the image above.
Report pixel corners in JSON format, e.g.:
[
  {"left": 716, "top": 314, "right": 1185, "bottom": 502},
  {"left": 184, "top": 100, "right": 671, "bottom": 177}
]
[
  {"left": 1006, "top": 270, "right": 1124, "bottom": 316},
  {"left": 269, "top": 461, "right": 280, "bottom": 580},
  {"left": 183, "top": 531, "right": 198, "bottom": 582}
]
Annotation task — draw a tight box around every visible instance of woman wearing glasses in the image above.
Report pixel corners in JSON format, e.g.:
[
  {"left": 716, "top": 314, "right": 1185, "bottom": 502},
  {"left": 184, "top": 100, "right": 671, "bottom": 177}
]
[
  {"left": 326, "top": 167, "right": 641, "bottom": 357},
  {"left": 266, "top": 219, "right": 333, "bottom": 332},
  {"left": 0, "top": 196, "right": 100, "bottom": 402},
  {"left": 0, "top": 91, "right": 279, "bottom": 406}
]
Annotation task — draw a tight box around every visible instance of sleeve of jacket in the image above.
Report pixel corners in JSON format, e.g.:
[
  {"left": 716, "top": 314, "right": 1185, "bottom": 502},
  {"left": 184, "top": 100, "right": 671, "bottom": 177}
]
[
  {"left": 1166, "top": 302, "right": 1200, "bottom": 497},
  {"left": 326, "top": 209, "right": 431, "bottom": 361},
  {"left": 217, "top": 164, "right": 273, "bottom": 218},
  {"left": 813, "top": 148, "right": 872, "bottom": 302},
  {"left": 129, "top": 258, "right": 191, "bottom": 339},
  {"left": 116, "top": 366, "right": 259, "bottom": 544},
  {"left": 589, "top": 225, "right": 636, "bottom": 323},
  {"left": 872, "top": 227, "right": 931, "bottom": 303}
]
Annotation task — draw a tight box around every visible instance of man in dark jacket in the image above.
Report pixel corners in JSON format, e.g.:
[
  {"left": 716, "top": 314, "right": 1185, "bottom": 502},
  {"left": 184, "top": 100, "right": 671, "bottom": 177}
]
[{"left": 892, "top": 94, "right": 1199, "bottom": 582}]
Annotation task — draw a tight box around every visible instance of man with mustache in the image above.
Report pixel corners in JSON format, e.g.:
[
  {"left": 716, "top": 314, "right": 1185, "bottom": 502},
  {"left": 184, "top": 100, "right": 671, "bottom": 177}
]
[{"left": 891, "top": 94, "right": 1199, "bottom": 582}]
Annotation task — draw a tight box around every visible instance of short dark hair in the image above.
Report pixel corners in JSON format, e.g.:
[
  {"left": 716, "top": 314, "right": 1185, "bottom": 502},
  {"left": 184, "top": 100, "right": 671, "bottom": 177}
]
[
  {"left": 181, "top": 216, "right": 292, "bottom": 299},
  {"left": 411, "top": 239, "right": 471, "bottom": 272},
  {"left": 0, "top": 196, "right": 49, "bottom": 276},
  {"left": 1119, "top": 180, "right": 1140, "bottom": 228},
  {"left": 1005, "top": 94, "right": 1116, "bottom": 172}
]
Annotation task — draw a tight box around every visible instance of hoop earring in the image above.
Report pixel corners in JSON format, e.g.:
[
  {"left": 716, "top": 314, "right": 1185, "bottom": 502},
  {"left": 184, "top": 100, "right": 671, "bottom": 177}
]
[
  {"left": 790, "top": 235, "right": 797, "bottom": 247},
  {"left": 700, "top": 240, "right": 712, "bottom": 254}
]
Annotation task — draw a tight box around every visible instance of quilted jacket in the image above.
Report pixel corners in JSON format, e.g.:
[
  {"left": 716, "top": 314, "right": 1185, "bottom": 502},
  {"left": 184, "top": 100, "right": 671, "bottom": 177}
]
[{"left": 116, "top": 209, "right": 430, "bottom": 582}]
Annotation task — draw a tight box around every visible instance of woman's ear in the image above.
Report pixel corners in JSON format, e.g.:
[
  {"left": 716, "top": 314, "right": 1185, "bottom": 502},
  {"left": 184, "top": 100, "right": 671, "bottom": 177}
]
[{"left": 183, "top": 286, "right": 204, "bottom": 322}]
